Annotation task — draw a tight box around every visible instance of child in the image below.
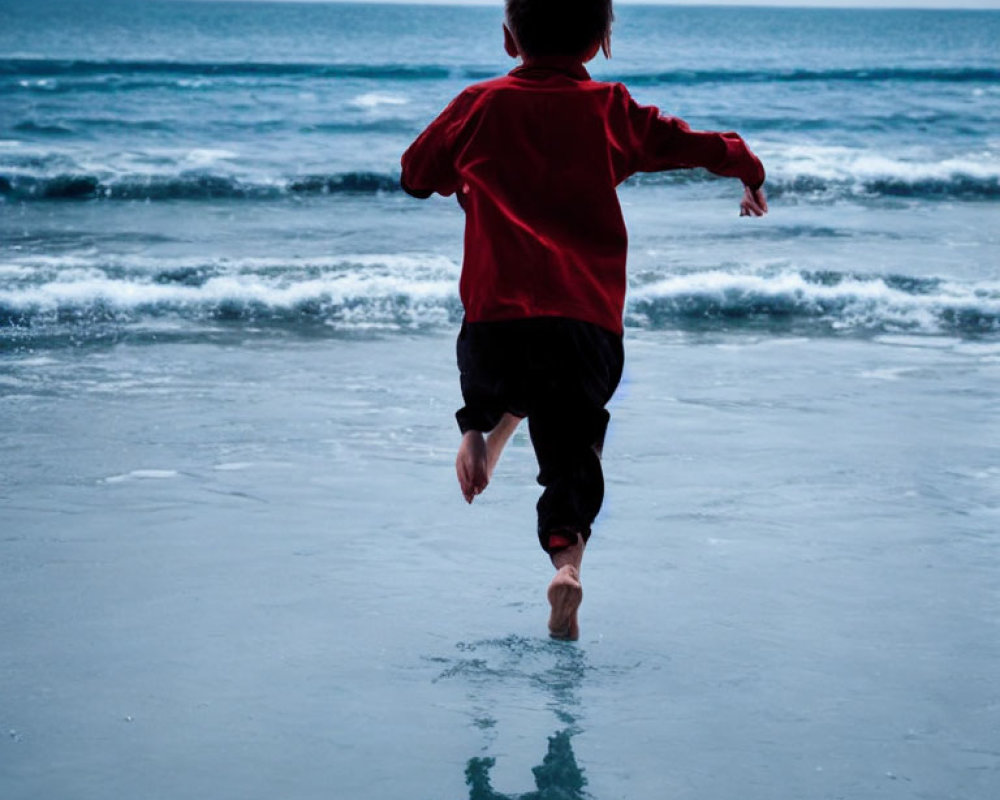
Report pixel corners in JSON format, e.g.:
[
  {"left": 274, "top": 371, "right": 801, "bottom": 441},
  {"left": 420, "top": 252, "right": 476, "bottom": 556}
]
[{"left": 401, "top": 0, "right": 767, "bottom": 640}]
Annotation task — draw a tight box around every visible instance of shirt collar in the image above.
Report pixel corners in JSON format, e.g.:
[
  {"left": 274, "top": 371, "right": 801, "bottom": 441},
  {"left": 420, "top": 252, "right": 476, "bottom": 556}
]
[{"left": 509, "top": 58, "right": 591, "bottom": 82}]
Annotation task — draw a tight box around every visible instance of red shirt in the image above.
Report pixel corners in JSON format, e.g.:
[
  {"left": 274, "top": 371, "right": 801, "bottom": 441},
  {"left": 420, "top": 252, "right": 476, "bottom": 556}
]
[{"left": 401, "top": 60, "right": 765, "bottom": 335}]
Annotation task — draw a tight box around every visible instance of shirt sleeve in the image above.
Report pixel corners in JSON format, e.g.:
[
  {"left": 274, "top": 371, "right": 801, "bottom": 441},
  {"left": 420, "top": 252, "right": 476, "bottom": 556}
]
[
  {"left": 617, "top": 88, "right": 765, "bottom": 190},
  {"left": 400, "top": 93, "right": 470, "bottom": 199}
]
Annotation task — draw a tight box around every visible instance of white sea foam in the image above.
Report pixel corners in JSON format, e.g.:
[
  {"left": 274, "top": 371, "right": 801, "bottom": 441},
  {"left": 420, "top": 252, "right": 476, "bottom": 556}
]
[
  {"left": 4, "top": 140, "right": 993, "bottom": 203},
  {"left": 873, "top": 335, "right": 964, "bottom": 348},
  {"left": 348, "top": 92, "right": 409, "bottom": 110},
  {"left": 763, "top": 143, "right": 1000, "bottom": 184},
  {"left": 17, "top": 79, "right": 54, "bottom": 89},
  {"left": 0, "top": 273, "right": 455, "bottom": 309},
  {"left": 954, "top": 342, "right": 1000, "bottom": 356},
  {"left": 2, "top": 255, "right": 997, "bottom": 336},
  {"left": 859, "top": 367, "right": 918, "bottom": 381},
  {"left": 2, "top": 252, "right": 459, "bottom": 277},
  {"left": 0, "top": 258, "right": 459, "bottom": 336},
  {"left": 628, "top": 269, "right": 1000, "bottom": 333},
  {"left": 105, "top": 469, "right": 180, "bottom": 483},
  {"left": 13, "top": 356, "right": 58, "bottom": 366},
  {"left": 182, "top": 148, "right": 239, "bottom": 167},
  {"left": 0, "top": 264, "right": 35, "bottom": 278}
]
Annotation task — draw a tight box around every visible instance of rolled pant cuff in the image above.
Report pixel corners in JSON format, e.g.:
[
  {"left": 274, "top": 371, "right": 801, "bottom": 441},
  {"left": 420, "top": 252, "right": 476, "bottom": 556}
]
[
  {"left": 455, "top": 408, "right": 502, "bottom": 435},
  {"left": 538, "top": 527, "right": 591, "bottom": 554}
]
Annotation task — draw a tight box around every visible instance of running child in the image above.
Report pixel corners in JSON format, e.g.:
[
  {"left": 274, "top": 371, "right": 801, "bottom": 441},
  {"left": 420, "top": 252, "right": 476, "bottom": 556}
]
[{"left": 401, "top": 0, "right": 767, "bottom": 640}]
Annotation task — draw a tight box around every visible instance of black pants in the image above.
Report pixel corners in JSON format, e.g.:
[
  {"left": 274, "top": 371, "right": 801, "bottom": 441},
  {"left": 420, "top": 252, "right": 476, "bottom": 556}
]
[{"left": 456, "top": 317, "right": 624, "bottom": 553}]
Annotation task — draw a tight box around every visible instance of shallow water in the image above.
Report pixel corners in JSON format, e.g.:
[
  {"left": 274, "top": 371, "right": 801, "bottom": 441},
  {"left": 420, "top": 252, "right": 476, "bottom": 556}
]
[{"left": 2, "top": 332, "right": 998, "bottom": 798}]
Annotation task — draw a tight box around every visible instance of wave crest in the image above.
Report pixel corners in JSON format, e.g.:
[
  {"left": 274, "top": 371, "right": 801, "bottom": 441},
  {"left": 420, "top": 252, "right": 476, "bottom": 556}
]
[
  {"left": 627, "top": 270, "right": 1000, "bottom": 335},
  {"left": 4, "top": 59, "right": 997, "bottom": 89},
  {"left": 2, "top": 167, "right": 997, "bottom": 203},
  {"left": 0, "top": 171, "right": 402, "bottom": 200},
  {"left": 1, "top": 260, "right": 997, "bottom": 343}
]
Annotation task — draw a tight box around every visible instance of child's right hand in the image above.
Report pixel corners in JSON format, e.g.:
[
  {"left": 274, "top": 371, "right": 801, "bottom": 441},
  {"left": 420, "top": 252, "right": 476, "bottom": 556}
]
[{"left": 740, "top": 185, "right": 768, "bottom": 217}]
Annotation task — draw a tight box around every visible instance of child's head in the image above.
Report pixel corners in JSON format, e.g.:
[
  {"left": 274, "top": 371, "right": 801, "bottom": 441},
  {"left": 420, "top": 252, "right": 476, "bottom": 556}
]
[{"left": 504, "top": 0, "right": 614, "bottom": 61}]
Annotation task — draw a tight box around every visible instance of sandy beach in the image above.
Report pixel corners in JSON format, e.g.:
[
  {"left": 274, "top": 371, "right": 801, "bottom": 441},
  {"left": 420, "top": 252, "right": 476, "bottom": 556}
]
[{"left": 2, "top": 331, "right": 997, "bottom": 799}]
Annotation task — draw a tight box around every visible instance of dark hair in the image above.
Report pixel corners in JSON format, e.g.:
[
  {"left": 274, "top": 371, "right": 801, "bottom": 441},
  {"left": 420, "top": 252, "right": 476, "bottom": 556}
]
[{"left": 505, "top": 0, "right": 613, "bottom": 59}]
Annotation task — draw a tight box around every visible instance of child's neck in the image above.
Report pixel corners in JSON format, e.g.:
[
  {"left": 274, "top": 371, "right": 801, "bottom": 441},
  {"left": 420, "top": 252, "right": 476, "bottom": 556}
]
[{"left": 518, "top": 54, "right": 588, "bottom": 71}]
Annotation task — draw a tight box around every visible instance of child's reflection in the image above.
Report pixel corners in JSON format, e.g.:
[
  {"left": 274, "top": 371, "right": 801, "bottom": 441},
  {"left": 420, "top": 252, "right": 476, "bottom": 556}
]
[{"left": 464, "top": 729, "right": 587, "bottom": 800}]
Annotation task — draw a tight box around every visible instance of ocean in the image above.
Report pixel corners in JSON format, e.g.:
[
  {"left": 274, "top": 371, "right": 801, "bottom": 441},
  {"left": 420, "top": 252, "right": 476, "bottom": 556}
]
[{"left": 1, "top": 1, "right": 998, "bottom": 798}]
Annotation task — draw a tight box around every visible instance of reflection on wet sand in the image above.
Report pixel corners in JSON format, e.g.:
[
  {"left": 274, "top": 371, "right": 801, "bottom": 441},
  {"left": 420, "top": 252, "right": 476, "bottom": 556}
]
[
  {"left": 464, "top": 729, "right": 587, "bottom": 800},
  {"left": 431, "top": 635, "right": 607, "bottom": 799}
]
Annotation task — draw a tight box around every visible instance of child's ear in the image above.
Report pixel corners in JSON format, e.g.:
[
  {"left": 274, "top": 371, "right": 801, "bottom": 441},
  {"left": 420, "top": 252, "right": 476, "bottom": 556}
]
[
  {"left": 502, "top": 23, "right": 519, "bottom": 59},
  {"left": 580, "top": 39, "right": 604, "bottom": 64}
]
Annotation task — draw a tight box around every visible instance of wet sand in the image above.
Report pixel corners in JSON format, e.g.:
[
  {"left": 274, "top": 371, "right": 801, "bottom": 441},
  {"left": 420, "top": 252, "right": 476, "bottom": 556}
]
[{"left": 2, "top": 331, "right": 997, "bottom": 799}]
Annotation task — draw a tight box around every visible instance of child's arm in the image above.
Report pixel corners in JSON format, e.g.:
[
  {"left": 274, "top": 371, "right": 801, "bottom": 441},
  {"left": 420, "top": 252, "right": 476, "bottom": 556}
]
[
  {"left": 401, "top": 118, "right": 456, "bottom": 198},
  {"left": 400, "top": 93, "right": 475, "bottom": 199},
  {"left": 617, "top": 91, "right": 767, "bottom": 214}
]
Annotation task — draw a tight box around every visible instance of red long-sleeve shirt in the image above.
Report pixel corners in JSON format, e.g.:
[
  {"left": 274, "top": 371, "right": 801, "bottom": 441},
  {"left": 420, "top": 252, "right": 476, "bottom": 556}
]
[{"left": 401, "top": 60, "right": 765, "bottom": 335}]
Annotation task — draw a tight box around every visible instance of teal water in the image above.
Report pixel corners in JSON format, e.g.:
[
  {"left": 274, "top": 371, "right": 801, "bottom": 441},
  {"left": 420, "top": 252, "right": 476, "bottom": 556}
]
[
  {"left": 1, "top": 2, "right": 999, "bottom": 798},
  {"left": 1, "top": 1, "right": 999, "bottom": 343}
]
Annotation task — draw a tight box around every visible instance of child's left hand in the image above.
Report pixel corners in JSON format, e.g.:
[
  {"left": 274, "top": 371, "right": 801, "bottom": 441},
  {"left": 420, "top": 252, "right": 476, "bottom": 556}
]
[{"left": 740, "top": 185, "right": 768, "bottom": 217}]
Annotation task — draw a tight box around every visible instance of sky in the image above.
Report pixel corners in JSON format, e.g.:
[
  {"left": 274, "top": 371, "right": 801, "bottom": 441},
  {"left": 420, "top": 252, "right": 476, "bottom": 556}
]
[
  {"left": 203, "top": 0, "right": 1000, "bottom": 10},
  {"left": 608, "top": 0, "right": 1000, "bottom": 5}
]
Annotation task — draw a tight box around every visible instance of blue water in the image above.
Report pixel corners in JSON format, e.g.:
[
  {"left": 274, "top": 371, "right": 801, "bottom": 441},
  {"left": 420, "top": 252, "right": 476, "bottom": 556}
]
[
  {"left": 1, "top": 3, "right": 999, "bottom": 800},
  {"left": 1, "top": 0, "right": 999, "bottom": 343}
]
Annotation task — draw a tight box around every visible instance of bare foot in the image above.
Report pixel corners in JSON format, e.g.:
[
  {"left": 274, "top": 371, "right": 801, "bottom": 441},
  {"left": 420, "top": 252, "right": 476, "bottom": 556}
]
[
  {"left": 456, "top": 430, "right": 488, "bottom": 503},
  {"left": 456, "top": 415, "right": 522, "bottom": 504},
  {"left": 548, "top": 565, "right": 582, "bottom": 641},
  {"left": 548, "top": 532, "right": 585, "bottom": 640},
  {"left": 485, "top": 413, "right": 522, "bottom": 479}
]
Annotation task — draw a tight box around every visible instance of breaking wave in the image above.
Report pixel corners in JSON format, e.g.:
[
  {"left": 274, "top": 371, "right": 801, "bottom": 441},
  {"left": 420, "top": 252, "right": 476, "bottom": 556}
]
[
  {"left": 0, "top": 171, "right": 403, "bottom": 200},
  {"left": 2, "top": 165, "right": 997, "bottom": 203},
  {"left": 1, "top": 257, "right": 998, "bottom": 345},
  {"left": 626, "top": 269, "right": 1000, "bottom": 335}
]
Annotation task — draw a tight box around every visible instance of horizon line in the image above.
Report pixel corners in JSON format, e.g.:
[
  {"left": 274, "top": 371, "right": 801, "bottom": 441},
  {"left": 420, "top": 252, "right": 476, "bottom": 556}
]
[{"left": 177, "top": 0, "right": 1000, "bottom": 10}]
